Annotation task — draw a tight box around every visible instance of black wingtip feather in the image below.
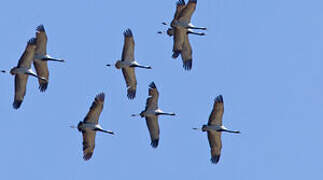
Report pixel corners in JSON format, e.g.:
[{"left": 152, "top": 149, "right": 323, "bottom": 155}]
[
  {"left": 39, "top": 82, "right": 48, "bottom": 92},
  {"left": 36, "top": 24, "right": 45, "bottom": 32},
  {"left": 211, "top": 155, "right": 220, "bottom": 164},
  {"left": 172, "top": 51, "right": 181, "bottom": 59},
  {"left": 83, "top": 152, "right": 93, "bottom": 161},
  {"left": 177, "top": 0, "right": 185, "bottom": 6},
  {"left": 77, "top": 121, "right": 83, "bottom": 132},
  {"left": 151, "top": 139, "right": 159, "bottom": 148},
  {"left": 124, "top": 28, "right": 133, "bottom": 37},
  {"left": 13, "top": 100, "right": 22, "bottom": 109},
  {"left": 28, "top": 38, "right": 36, "bottom": 45},
  {"left": 127, "top": 89, "right": 136, "bottom": 100},
  {"left": 95, "top": 92, "right": 105, "bottom": 102},
  {"left": 149, "top": 82, "right": 156, "bottom": 89},
  {"left": 183, "top": 59, "right": 192, "bottom": 71},
  {"left": 215, "top": 95, "right": 223, "bottom": 103}
]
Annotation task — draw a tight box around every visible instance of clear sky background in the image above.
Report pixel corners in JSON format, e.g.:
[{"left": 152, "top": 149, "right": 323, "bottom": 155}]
[{"left": 0, "top": 0, "right": 322, "bottom": 179}]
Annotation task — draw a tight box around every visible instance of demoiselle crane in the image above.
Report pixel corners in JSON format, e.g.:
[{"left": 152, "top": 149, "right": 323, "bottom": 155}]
[
  {"left": 193, "top": 95, "right": 240, "bottom": 164},
  {"left": 132, "top": 82, "right": 175, "bottom": 148},
  {"left": 9, "top": 38, "right": 47, "bottom": 109},
  {"left": 33, "top": 24, "right": 65, "bottom": 92},
  {"left": 71, "top": 93, "right": 114, "bottom": 161},
  {"left": 106, "top": 29, "right": 151, "bottom": 99}
]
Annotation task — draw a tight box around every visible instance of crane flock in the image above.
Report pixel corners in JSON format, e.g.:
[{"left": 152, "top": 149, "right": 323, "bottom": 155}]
[{"left": 2, "top": 0, "right": 240, "bottom": 164}]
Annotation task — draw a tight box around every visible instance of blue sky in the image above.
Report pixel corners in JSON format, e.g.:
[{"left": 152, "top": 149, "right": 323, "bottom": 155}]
[{"left": 0, "top": 0, "right": 322, "bottom": 179}]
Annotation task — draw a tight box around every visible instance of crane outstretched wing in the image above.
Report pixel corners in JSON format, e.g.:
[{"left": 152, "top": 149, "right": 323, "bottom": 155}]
[
  {"left": 121, "top": 29, "right": 135, "bottom": 62},
  {"left": 122, "top": 67, "right": 137, "bottom": 99},
  {"left": 177, "top": 0, "right": 197, "bottom": 25},
  {"left": 171, "top": 0, "right": 186, "bottom": 27},
  {"left": 145, "top": 115, "right": 160, "bottom": 148},
  {"left": 13, "top": 74, "right": 28, "bottom": 109},
  {"left": 207, "top": 131, "right": 222, "bottom": 164},
  {"left": 17, "top": 38, "right": 36, "bottom": 68},
  {"left": 35, "top": 24, "right": 48, "bottom": 56},
  {"left": 144, "top": 82, "right": 159, "bottom": 111},
  {"left": 82, "top": 130, "right": 96, "bottom": 161},
  {"left": 208, "top": 95, "right": 224, "bottom": 126},
  {"left": 83, "top": 93, "right": 105, "bottom": 124},
  {"left": 181, "top": 33, "right": 193, "bottom": 70}
]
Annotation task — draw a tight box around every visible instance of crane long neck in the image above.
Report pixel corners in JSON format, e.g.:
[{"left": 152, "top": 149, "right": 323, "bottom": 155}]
[
  {"left": 132, "top": 64, "right": 152, "bottom": 69},
  {"left": 98, "top": 129, "right": 114, "bottom": 135},
  {"left": 188, "top": 31, "right": 205, "bottom": 36},
  {"left": 222, "top": 129, "right": 240, "bottom": 134},
  {"left": 157, "top": 112, "right": 175, "bottom": 116},
  {"left": 43, "top": 57, "right": 65, "bottom": 62},
  {"left": 188, "top": 26, "right": 207, "bottom": 30}
]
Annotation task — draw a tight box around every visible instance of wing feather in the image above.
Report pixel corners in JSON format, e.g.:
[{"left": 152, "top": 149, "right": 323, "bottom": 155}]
[
  {"left": 13, "top": 74, "right": 28, "bottom": 109},
  {"left": 171, "top": 0, "right": 186, "bottom": 27},
  {"left": 83, "top": 93, "right": 105, "bottom": 124},
  {"left": 122, "top": 67, "right": 137, "bottom": 99},
  {"left": 17, "top": 38, "right": 36, "bottom": 68},
  {"left": 82, "top": 130, "right": 96, "bottom": 161},
  {"left": 145, "top": 116, "right": 160, "bottom": 148},
  {"left": 121, "top": 29, "right": 135, "bottom": 61},
  {"left": 35, "top": 24, "right": 47, "bottom": 56},
  {"left": 181, "top": 33, "right": 193, "bottom": 70},
  {"left": 144, "top": 82, "right": 159, "bottom": 111},
  {"left": 208, "top": 95, "right": 224, "bottom": 126},
  {"left": 33, "top": 60, "right": 49, "bottom": 92},
  {"left": 207, "top": 130, "right": 222, "bottom": 164},
  {"left": 177, "top": 0, "right": 197, "bottom": 25}
]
